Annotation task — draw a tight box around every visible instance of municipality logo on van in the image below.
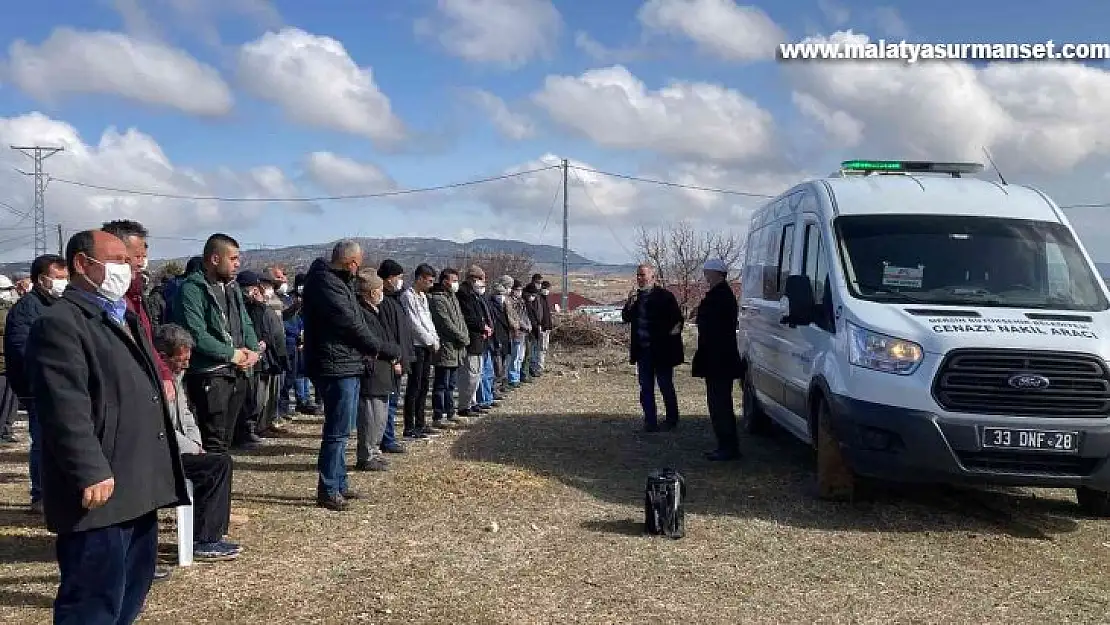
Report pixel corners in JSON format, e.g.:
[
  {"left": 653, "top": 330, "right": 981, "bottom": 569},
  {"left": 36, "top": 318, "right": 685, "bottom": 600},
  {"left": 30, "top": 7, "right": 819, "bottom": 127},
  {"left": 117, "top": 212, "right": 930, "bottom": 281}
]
[{"left": 1007, "top": 373, "right": 1051, "bottom": 390}]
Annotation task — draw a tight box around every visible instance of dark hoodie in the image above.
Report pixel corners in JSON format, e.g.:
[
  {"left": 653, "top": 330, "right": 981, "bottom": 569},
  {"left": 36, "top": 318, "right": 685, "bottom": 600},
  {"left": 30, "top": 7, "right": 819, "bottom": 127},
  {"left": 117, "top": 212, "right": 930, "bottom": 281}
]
[{"left": 301, "top": 258, "right": 382, "bottom": 378}]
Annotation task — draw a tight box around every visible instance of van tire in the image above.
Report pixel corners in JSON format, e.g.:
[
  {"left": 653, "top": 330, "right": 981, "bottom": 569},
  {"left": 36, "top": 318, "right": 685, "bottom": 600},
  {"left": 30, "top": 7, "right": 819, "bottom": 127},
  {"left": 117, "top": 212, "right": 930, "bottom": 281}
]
[
  {"left": 815, "top": 398, "right": 857, "bottom": 502},
  {"left": 740, "top": 374, "right": 771, "bottom": 436},
  {"left": 1076, "top": 487, "right": 1110, "bottom": 517}
]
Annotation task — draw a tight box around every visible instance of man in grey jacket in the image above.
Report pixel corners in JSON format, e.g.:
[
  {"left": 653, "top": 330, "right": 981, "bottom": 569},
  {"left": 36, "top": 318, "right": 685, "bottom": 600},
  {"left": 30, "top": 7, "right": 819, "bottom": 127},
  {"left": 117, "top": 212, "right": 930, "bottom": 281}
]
[{"left": 154, "top": 323, "right": 240, "bottom": 562}]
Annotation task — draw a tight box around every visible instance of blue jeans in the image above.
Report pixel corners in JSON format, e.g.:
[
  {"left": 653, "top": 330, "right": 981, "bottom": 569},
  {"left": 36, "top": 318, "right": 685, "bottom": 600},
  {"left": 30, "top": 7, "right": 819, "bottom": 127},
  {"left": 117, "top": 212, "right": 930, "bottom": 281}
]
[
  {"left": 29, "top": 401, "right": 42, "bottom": 503},
  {"left": 432, "top": 366, "right": 458, "bottom": 418},
  {"left": 381, "top": 379, "right": 399, "bottom": 448},
  {"left": 508, "top": 339, "right": 524, "bottom": 384},
  {"left": 53, "top": 512, "right": 158, "bottom": 625},
  {"left": 477, "top": 349, "right": 495, "bottom": 406},
  {"left": 636, "top": 358, "right": 679, "bottom": 426},
  {"left": 316, "top": 377, "right": 360, "bottom": 497}
]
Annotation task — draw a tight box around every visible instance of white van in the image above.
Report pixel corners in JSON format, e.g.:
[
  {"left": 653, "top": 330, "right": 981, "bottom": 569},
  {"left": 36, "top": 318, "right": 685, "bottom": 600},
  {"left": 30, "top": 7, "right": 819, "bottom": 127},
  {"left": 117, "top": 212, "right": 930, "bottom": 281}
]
[{"left": 737, "top": 159, "right": 1110, "bottom": 516}]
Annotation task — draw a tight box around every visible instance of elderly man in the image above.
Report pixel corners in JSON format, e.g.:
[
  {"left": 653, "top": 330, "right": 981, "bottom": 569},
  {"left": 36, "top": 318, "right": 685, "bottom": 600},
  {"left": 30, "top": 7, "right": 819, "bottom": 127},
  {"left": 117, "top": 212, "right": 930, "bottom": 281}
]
[
  {"left": 27, "top": 230, "right": 190, "bottom": 624},
  {"left": 4, "top": 253, "right": 68, "bottom": 512},
  {"left": 691, "top": 259, "right": 742, "bottom": 461},
  {"left": 303, "top": 240, "right": 384, "bottom": 511},
  {"left": 455, "top": 265, "right": 492, "bottom": 417},
  {"left": 621, "top": 263, "right": 684, "bottom": 432},
  {"left": 154, "top": 323, "right": 241, "bottom": 560}
]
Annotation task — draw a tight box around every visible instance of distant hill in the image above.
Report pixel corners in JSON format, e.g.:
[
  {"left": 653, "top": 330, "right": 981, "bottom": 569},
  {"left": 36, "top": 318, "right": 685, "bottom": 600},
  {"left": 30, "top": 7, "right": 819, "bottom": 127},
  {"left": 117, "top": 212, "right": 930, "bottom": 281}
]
[{"left": 0, "top": 237, "right": 633, "bottom": 278}]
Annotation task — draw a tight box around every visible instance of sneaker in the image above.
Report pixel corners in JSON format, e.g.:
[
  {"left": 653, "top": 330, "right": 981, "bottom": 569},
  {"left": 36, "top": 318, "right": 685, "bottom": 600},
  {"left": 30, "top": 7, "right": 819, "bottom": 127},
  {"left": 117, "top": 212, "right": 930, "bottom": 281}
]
[
  {"left": 354, "top": 457, "right": 389, "bottom": 471},
  {"left": 195, "top": 541, "right": 240, "bottom": 561},
  {"left": 219, "top": 540, "right": 243, "bottom": 554},
  {"left": 316, "top": 492, "right": 348, "bottom": 511}
]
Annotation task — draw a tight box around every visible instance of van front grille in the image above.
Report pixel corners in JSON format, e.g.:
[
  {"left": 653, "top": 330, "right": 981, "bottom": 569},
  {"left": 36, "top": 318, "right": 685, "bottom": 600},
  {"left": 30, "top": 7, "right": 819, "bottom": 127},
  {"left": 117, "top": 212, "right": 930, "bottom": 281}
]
[{"left": 932, "top": 349, "right": 1110, "bottom": 417}]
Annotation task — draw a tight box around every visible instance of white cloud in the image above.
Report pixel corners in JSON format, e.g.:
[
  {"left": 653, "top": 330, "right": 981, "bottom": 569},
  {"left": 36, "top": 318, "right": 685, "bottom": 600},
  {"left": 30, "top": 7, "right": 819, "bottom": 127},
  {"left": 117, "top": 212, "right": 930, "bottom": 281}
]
[
  {"left": 5, "top": 28, "right": 233, "bottom": 116},
  {"left": 791, "top": 91, "right": 863, "bottom": 147},
  {"left": 464, "top": 89, "right": 536, "bottom": 140},
  {"left": 532, "top": 65, "right": 776, "bottom": 162},
  {"left": 787, "top": 30, "right": 1110, "bottom": 174},
  {"left": 471, "top": 154, "right": 637, "bottom": 222},
  {"left": 237, "top": 28, "right": 405, "bottom": 144},
  {"left": 0, "top": 112, "right": 309, "bottom": 261},
  {"left": 419, "top": 0, "right": 562, "bottom": 68},
  {"left": 637, "top": 0, "right": 785, "bottom": 61},
  {"left": 303, "top": 152, "right": 397, "bottom": 195}
]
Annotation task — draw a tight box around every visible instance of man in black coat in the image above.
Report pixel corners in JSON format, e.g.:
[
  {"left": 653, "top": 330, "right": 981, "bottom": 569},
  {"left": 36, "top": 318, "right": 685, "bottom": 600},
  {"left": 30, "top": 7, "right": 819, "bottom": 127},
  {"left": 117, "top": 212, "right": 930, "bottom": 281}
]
[
  {"left": 302, "top": 240, "right": 383, "bottom": 511},
  {"left": 26, "top": 230, "right": 189, "bottom": 624},
  {"left": 3, "top": 253, "right": 68, "bottom": 513},
  {"left": 621, "top": 263, "right": 685, "bottom": 432},
  {"left": 377, "top": 259, "right": 422, "bottom": 444},
  {"left": 455, "top": 265, "right": 492, "bottom": 417},
  {"left": 691, "top": 259, "right": 742, "bottom": 461}
]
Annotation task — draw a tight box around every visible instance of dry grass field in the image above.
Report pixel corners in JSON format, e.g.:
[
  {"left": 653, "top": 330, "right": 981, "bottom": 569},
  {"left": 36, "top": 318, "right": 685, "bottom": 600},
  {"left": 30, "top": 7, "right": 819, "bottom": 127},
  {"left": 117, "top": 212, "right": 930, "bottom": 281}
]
[{"left": 1, "top": 340, "right": 1109, "bottom": 624}]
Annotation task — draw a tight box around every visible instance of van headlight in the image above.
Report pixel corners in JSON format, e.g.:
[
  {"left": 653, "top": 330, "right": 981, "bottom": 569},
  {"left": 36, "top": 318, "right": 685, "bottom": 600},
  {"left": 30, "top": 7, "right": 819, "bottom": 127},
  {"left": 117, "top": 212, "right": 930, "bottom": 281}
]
[{"left": 847, "top": 322, "right": 923, "bottom": 375}]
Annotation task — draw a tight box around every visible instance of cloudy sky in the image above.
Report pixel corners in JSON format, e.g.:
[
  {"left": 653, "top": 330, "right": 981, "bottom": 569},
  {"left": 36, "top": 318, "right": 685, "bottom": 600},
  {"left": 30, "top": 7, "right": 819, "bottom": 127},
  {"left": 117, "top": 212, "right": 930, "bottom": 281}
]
[{"left": 2, "top": 0, "right": 1110, "bottom": 266}]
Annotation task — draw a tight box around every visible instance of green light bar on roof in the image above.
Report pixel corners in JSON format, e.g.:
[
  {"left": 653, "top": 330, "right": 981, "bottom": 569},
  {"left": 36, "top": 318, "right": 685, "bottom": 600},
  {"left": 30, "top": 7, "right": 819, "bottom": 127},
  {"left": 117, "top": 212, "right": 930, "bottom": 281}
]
[{"left": 840, "top": 160, "right": 985, "bottom": 176}]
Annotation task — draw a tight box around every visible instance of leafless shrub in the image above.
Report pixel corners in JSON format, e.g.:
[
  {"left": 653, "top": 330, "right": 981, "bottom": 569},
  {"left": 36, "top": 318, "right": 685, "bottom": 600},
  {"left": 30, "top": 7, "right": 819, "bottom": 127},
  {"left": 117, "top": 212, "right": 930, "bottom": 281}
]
[{"left": 634, "top": 220, "right": 745, "bottom": 316}]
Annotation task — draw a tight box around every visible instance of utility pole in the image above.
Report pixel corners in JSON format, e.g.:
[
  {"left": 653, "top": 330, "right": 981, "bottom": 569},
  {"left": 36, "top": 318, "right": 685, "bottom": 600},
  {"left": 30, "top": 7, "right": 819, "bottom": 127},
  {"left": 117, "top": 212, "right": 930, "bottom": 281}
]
[
  {"left": 561, "top": 158, "right": 569, "bottom": 313},
  {"left": 57, "top": 224, "right": 64, "bottom": 256},
  {"left": 11, "top": 145, "right": 64, "bottom": 258}
]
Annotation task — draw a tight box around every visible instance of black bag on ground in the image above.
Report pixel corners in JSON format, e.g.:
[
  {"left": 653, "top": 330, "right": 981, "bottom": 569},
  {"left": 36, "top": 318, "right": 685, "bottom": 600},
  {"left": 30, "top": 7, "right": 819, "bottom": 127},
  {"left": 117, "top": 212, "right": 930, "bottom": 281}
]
[{"left": 644, "top": 469, "right": 686, "bottom": 539}]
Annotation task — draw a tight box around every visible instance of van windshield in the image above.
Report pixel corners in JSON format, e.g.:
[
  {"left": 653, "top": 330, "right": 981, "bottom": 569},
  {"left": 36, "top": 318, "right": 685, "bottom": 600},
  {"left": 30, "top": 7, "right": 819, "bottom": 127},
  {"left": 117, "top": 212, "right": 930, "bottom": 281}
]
[{"left": 834, "top": 215, "right": 1108, "bottom": 311}]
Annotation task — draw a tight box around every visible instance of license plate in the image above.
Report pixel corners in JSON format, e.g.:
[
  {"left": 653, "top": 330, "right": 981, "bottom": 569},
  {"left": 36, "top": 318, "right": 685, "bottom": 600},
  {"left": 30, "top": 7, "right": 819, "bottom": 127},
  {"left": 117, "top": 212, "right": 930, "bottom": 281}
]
[{"left": 982, "top": 428, "right": 1080, "bottom": 452}]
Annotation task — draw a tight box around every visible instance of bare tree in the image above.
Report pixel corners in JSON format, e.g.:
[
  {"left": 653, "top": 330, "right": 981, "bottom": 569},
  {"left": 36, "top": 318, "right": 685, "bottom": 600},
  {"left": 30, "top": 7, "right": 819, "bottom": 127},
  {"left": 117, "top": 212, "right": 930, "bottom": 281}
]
[
  {"left": 634, "top": 220, "right": 746, "bottom": 315},
  {"left": 452, "top": 250, "right": 535, "bottom": 283}
]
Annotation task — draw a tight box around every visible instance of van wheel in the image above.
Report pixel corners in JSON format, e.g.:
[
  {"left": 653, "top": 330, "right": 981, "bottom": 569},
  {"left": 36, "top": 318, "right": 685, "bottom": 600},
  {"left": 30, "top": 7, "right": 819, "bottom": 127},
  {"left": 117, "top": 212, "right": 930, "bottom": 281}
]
[
  {"left": 1076, "top": 487, "right": 1110, "bottom": 517},
  {"left": 739, "top": 374, "right": 771, "bottom": 436},
  {"left": 814, "top": 398, "right": 858, "bottom": 502}
]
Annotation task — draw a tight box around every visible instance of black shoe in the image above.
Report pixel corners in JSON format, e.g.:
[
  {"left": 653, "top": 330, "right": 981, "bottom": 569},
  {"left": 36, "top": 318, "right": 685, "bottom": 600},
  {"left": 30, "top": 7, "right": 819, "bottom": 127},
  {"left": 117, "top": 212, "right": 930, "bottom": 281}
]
[
  {"left": 0, "top": 432, "right": 18, "bottom": 444},
  {"left": 316, "top": 492, "right": 348, "bottom": 511},
  {"left": 418, "top": 425, "right": 442, "bottom": 437},
  {"left": 404, "top": 430, "right": 429, "bottom": 440},
  {"left": 153, "top": 567, "right": 172, "bottom": 582},
  {"left": 381, "top": 442, "right": 407, "bottom": 454},
  {"left": 341, "top": 489, "right": 361, "bottom": 500},
  {"left": 457, "top": 409, "right": 473, "bottom": 417},
  {"left": 706, "top": 450, "right": 741, "bottom": 462},
  {"left": 354, "top": 458, "right": 389, "bottom": 471}
]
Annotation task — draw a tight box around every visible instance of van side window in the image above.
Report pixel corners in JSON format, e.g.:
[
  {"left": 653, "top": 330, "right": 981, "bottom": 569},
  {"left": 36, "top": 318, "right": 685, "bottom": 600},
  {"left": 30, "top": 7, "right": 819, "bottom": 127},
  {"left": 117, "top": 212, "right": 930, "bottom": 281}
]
[
  {"left": 802, "top": 222, "right": 834, "bottom": 332},
  {"left": 761, "top": 225, "right": 778, "bottom": 299},
  {"left": 776, "top": 223, "right": 795, "bottom": 296},
  {"left": 741, "top": 226, "right": 764, "bottom": 300}
]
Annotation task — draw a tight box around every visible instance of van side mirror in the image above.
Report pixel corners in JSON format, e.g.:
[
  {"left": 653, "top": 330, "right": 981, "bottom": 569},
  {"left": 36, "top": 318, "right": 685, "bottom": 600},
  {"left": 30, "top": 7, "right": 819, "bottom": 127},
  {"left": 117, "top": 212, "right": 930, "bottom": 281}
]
[{"left": 781, "top": 275, "right": 815, "bottom": 327}]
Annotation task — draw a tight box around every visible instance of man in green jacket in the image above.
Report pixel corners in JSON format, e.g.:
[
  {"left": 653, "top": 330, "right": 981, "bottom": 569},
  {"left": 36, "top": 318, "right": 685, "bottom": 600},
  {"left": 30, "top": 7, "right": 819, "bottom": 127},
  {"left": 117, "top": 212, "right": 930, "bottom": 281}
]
[
  {"left": 428, "top": 268, "right": 469, "bottom": 427},
  {"left": 171, "top": 233, "right": 261, "bottom": 453}
]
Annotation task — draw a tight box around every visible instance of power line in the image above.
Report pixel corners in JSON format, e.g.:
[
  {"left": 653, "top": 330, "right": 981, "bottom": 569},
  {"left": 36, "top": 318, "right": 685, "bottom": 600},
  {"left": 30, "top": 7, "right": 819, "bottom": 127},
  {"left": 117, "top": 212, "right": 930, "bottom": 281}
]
[
  {"left": 12, "top": 145, "right": 64, "bottom": 257},
  {"left": 537, "top": 177, "right": 562, "bottom": 242},
  {"left": 569, "top": 166, "right": 636, "bottom": 260},
  {"left": 569, "top": 164, "right": 775, "bottom": 199},
  {"left": 50, "top": 166, "right": 561, "bottom": 202}
]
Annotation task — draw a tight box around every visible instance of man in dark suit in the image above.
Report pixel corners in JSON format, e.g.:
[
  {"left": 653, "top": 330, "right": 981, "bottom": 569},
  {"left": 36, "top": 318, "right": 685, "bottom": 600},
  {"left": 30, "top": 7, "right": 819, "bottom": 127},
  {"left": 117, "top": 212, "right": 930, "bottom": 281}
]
[
  {"left": 621, "top": 263, "right": 685, "bottom": 432},
  {"left": 691, "top": 259, "right": 743, "bottom": 461},
  {"left": 26, "top": 230, "right": 190, "bottom": 624}
]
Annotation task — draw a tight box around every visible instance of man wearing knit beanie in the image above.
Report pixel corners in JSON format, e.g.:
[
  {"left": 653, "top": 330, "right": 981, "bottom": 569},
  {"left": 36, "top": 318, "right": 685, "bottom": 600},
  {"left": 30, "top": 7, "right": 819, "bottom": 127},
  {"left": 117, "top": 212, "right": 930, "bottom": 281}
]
[{"left": 376, "top": 260, "right": 420, "bottom": 450}]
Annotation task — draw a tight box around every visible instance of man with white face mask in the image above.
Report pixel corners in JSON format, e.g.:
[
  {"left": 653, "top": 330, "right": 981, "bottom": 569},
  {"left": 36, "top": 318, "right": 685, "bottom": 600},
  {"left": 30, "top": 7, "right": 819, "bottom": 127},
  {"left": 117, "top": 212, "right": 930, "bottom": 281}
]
[
  {"left": 26, "top": 230, "right": 189, "bottom": 623},
  {"left": 3, "top": 253, "right": 68, "bottom": 512},
  {"left": 0, "top": 275, "right": 17, "bottom": 444},
  {"left": 454, "top": 265, "right": 493, "bottom": 417}
]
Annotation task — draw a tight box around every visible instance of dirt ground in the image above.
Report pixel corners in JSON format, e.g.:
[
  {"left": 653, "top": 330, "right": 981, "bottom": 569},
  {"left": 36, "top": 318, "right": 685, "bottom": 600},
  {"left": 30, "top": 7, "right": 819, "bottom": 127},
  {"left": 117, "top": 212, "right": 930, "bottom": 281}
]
[{"left": 1, "top": 344, "right": 1109, "bottom": 624}]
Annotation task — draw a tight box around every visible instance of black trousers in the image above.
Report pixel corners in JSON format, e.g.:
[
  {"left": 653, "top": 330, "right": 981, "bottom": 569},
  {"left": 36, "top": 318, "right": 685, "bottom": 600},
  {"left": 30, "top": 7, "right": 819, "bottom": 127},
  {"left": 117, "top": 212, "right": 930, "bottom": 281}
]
[
  {"left": 403, "top": 346, "right": 433, "bottom": 431},
  {"left": 706, "top": 376, "right": 739, "bottom": 453},
  {"left": 180, "top": 452, "right": 233, "bottom": 543},
  {"left": 184, "top": 373, "right": 249, "bottom": 454},
  {"left": 0, "top": 374, "right": 17, "bottom": 437},
  {"left": 54, "top": 512, "right": 158, "bottom": 625}
]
